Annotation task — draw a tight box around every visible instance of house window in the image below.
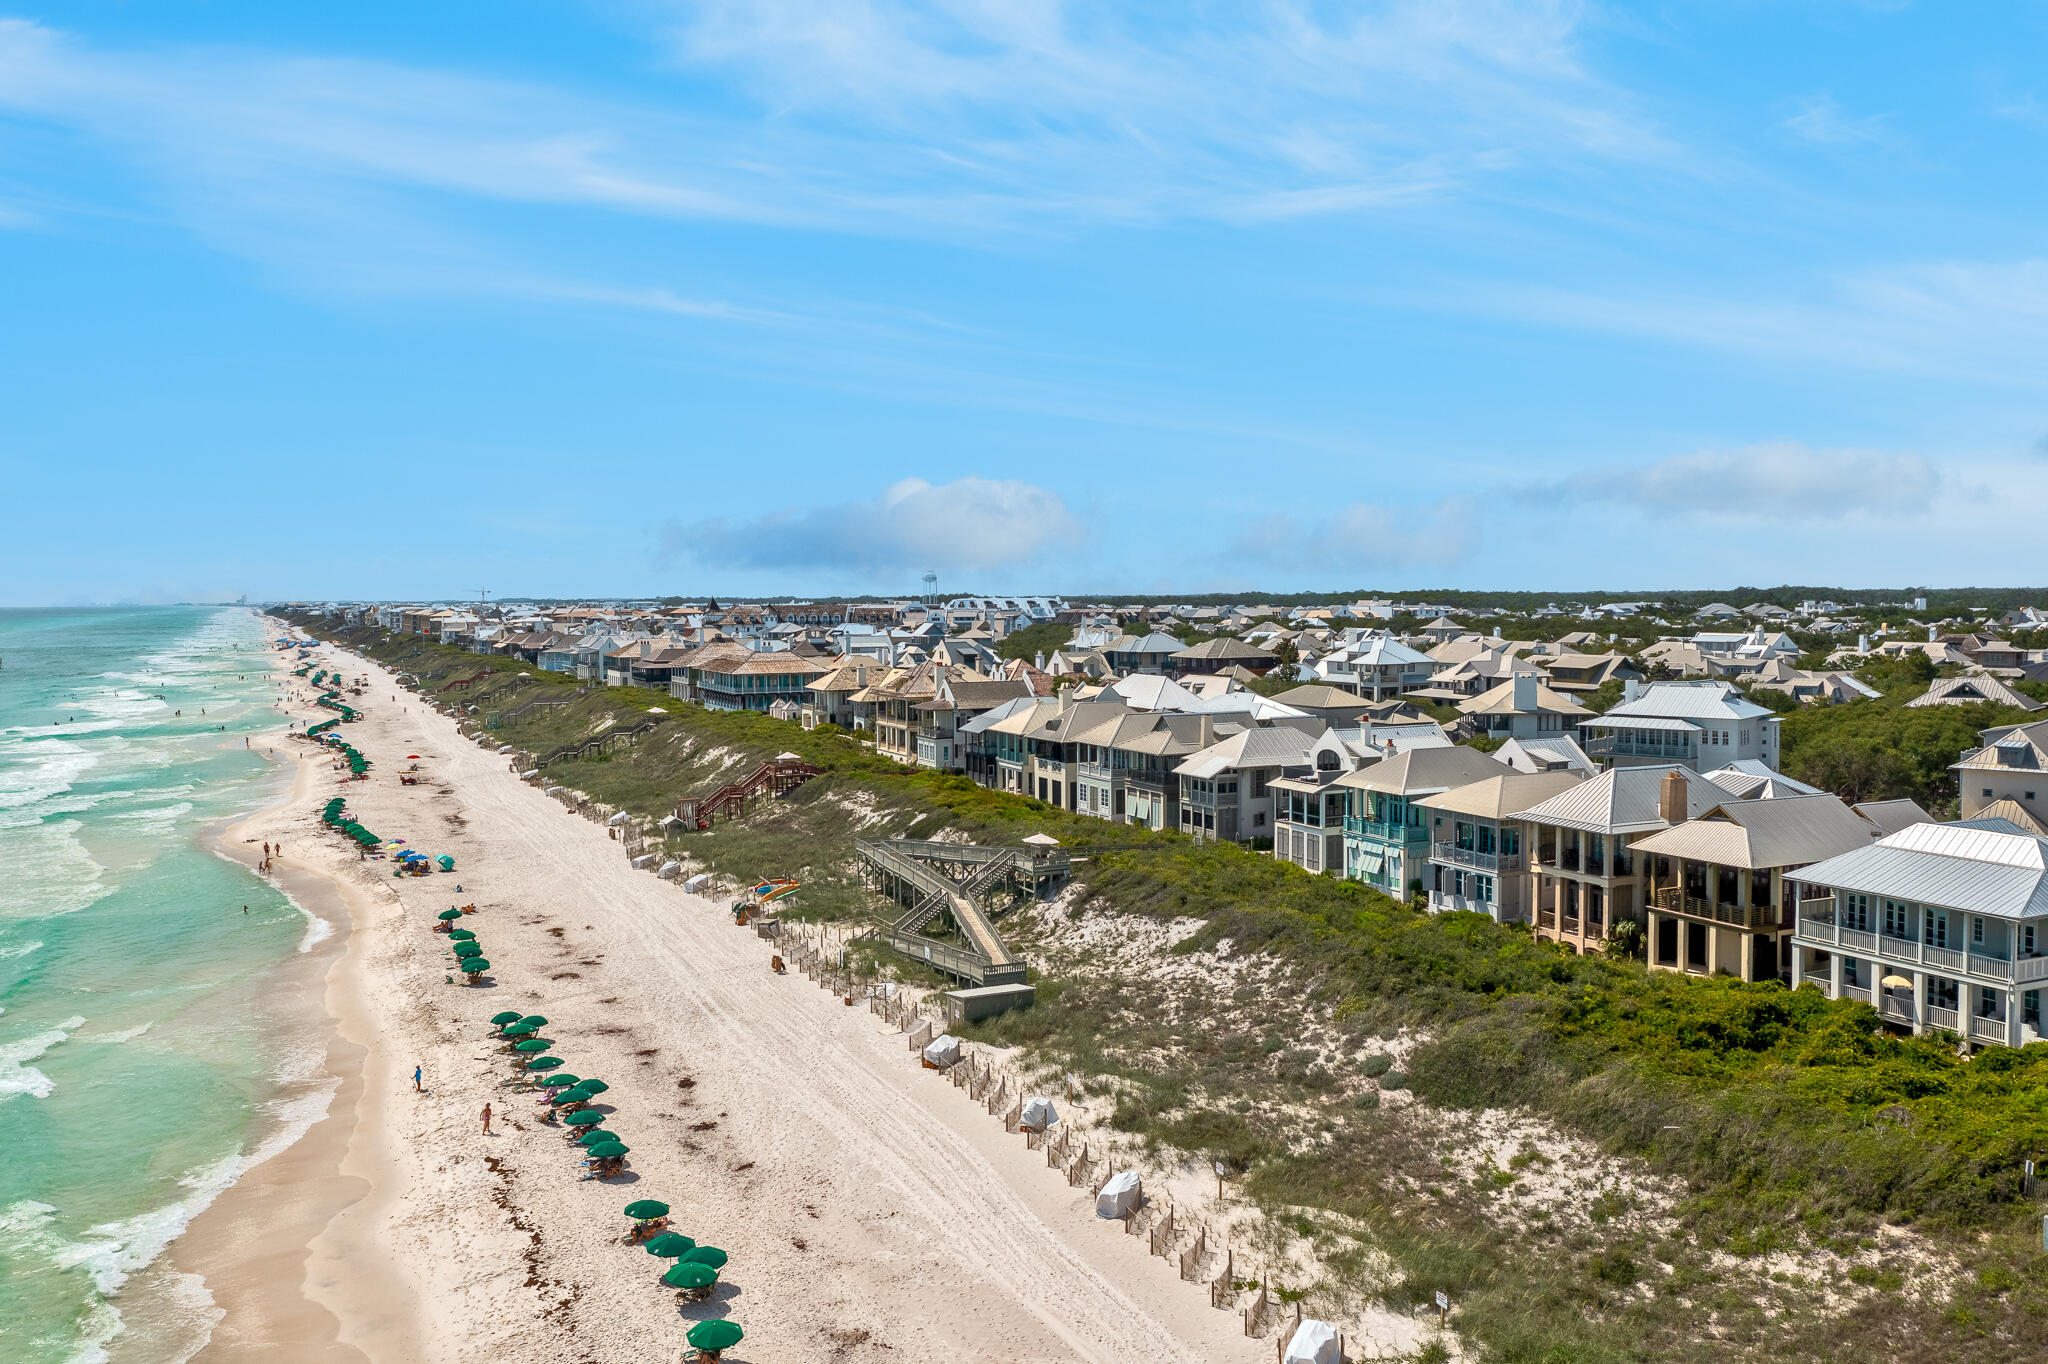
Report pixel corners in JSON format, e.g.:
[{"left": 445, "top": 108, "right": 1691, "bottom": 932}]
[
  {"left": 1985, "top": 788, "right": 1994, "bottom": 798},
  {"left": 1474, "top": 873, "right": 1494, "bottom": 903},
  {"left": 1924, "top": 908, "right": 1948, "bottom": 949},
  {"left": 2026, "top": 925, "right": 2039, "bottom": 956},
  {"left": 1882, "top": 901, "right": 1910, "bottom": 938},
  {"left": 1973, "top": 917, "right": 1984, "bottom": 945}
]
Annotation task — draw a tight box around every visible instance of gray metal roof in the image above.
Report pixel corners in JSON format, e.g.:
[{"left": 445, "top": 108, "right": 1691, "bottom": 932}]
[
  {"left": 1585, "top": 715, "right": 1700, "bottom": 733},
  {"left": 1795, "top": 820, "right": 2048, "bottom": 919},
  {"left": 1516, "top": 763, "right": 1725, "bottom": 834},
  {"left": 1629, "top": 794, "right": 1876, "bottom": 869}
]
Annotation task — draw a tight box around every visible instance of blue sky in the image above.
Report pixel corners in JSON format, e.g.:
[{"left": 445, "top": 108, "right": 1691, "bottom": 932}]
[{"left": 3, "top": 2, "right": 2047, "bottom": 604}]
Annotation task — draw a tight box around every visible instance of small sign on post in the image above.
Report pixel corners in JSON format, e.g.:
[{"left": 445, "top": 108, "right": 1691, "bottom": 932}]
[
  {"left": 1435, "top": 1290, "right": 1449, "bottom": 1328},
  {"left": 1215, "top": 1161, "right": 1228, "bottom": 1200}
]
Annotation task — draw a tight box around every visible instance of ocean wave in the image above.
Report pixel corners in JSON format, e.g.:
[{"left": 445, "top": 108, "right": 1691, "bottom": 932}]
[
  {"left": 86, "top": 1022, "right": 152, "bottom": 1046},
  {"left": 0, "top": 938, "right": 44, "bottom": 960},
  {"left": 40, "top": 1068, "right": 340, "bottom": 1361},
  {"left": 0, "top": 738, "right": 98, "bottom": 812},
  {"left": 0, "top": 1015, "right": 86, "bottom": 1103},
  {"left": 0, "top": 818, "right": 110, "bottom": 920}
]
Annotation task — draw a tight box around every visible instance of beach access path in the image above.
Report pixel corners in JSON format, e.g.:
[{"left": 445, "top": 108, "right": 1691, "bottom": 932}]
[{"left": 206, "top": 643, "right": 1262, "bottom": 1364}]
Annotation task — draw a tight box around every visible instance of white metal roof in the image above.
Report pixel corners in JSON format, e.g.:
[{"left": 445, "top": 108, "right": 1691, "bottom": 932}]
[
  {"left": 1585, "top": 715, "right": 1700, "bottom": 733},
  {"left": 1795, "top": 820, "right": 2048, "bottom": 919},
  {"left": 1601, "top": 680, "right": 1775, "bottom": 723}
]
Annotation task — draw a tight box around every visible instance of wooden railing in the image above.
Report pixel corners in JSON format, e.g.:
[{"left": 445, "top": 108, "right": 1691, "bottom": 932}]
[
  {"left": 673, "top": 757, "right": 820, "bottom": 829},
  {"left": 536, "top": 715, "right": 666, "bottom": 768}
]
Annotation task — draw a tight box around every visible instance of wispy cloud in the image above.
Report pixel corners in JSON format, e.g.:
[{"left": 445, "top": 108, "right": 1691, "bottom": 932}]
[
  {"left": 657, "top": 477, "right": 1085, "bottom": 575},
  {"left": 1781, "top": 93, "right": 1893, "bottom": 146},
  {"left": 1414, "top": 257, "right": 2048, "bottom": 385},
  {"left": 658, "top": 0, "right": 1676, "bottom": 222},
  {"left": 1539, "top": 442, "right": 1940, "bottom": 519},
  {"left": 1232, "top": 498, "right": 1473, "bottom": 571}
]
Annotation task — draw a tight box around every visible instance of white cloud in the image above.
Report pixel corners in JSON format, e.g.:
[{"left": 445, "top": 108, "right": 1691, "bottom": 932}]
[
  {"left": 659, "top": 477, "right": 1084, "bottom": 575},
  {"left": 1781, "top": 93, "right": 1892, "bottom": 146},
  {"left": 1233, "top": 498, "right": 1473, "bottom": 571},
  {"left": 1416, "top": 257, "right": 2048, "bottom": 385},
  {"left": 1563, "top": 442, "right": 1940, "bottom": 518}
]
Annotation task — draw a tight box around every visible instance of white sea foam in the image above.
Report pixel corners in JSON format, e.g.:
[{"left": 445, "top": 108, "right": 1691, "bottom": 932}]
[
  {"left": 0, "top": 938, "right": 44, "bottom": 960},
  {"left": 43, "top": 1065, "right": 340, "bottom": 1360},
  {"left": 0, "top": 1015, "right": 86, "bottom": 1103},
  {"left": 87, "top": 1022, "right": 153, "bottom": 1046},
  {"left": 0, "top": 817, "right": 110, "bottom": 920},
  {"left": 0, "top": 737, "right": 98, "bottom": 812}
]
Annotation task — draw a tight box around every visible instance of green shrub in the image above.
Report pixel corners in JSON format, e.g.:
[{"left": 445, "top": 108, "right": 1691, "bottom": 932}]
[{"left": 1362, "top": 1053, "right": 1395, "bottom": 1078}]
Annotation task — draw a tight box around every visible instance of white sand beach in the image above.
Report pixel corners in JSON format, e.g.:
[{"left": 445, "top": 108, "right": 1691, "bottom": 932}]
[{"left": 174, "top": 632, "right": 1263, "bottom": 1363}]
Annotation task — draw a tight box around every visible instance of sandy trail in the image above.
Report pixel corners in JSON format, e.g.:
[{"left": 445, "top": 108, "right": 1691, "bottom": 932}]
[{"left": 222, "top": 640, "right": 1258, "bottom": 1363}]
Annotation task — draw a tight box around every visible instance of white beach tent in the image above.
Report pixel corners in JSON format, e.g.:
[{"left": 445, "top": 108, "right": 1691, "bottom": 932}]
[
  {"left": 682, "top": 873, "right": 713, "bottom": 895},
  {"left": 922, "top": 1034, "right": 963, "bottom": 1068},
  {"left": 1020, "top": 1096, "right": 1059, "bottom": 1130},
  {"left": 657, "top": 860, "right": 682, "bottom": 881},
  {"left": 1094, "top": 1170, "right": 1141, "bottom": 1219},
  {"left": 1283, "top": 1320, "right": 1340, "bottom": 1364}
]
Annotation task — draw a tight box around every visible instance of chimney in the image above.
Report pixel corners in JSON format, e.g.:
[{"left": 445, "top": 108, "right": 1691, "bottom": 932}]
[
  {"left": 1927, "top": 624, "right": 1937, "bottom": 643},
  {"left": 1623, "top": 678, "right": 1641, "bottom": 702},
  {"left": 1658, "top": 770, "right": 1687, "bottom": 825},
  {"left": 1857, "top": 633, "right": 1868, "bottom": 654},
  {"left": 855, "top": 664, "right": 867, "bottom": 687},
  {"left": 1198, "top": 715, "right": 1214, "bottom": 748},
  {"left": 1512, "top": 672, "right": 1538, "bottom": 713}
]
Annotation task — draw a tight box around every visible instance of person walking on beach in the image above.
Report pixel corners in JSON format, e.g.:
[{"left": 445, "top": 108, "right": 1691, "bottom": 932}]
[
  {"left": 413, "top": 1065, "right": 423, "bottom": 1093},
  {"left": 481, "top": 1103, "right": 493, "bottom": 1135}
]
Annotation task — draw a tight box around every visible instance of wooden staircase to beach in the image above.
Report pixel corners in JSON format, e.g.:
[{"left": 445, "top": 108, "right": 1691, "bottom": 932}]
[
  {"left": 536, "top": 715, "right": 667, "bottom": 768},
  {"left": 486, "top": 686, "right": 595, "bottom": 730},
  {"left": 671, "top": 756, "right": 820, "bottom": 830},
  {"left": 442, "top": 669, "right": 493, "bottom": 692}
]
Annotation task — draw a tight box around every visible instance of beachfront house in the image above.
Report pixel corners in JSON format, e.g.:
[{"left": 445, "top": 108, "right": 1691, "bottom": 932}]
[
  {"left": 1791, "top": 820, "right": 2048, "bottom": 1046},
  {"left": 1630, "top": 793, "right": 1877, "bottom": 982},
  {"left": 1416, "top": 769, "right": 1584, "bottom": 921},
  {"left": 1337, "top": 747, "right": 1508, "bottom": 898},
  {"left": 1515, "top": 765, "right": 1729, "bottom": 954},
  {"left": 1174, "top": 725, "right": 1349, "bottom": 844},
  {"left": 692, "top": 652, "right": 831, "bottom": 713}
]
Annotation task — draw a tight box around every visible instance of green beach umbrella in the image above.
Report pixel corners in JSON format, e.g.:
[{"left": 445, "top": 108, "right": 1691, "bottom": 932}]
[
  {"left": 524, "top": 1056, "right": 563, "bottom": 1072},
  {"left": 644, "top": 1232, "right": 694, "bottom": 1257},
  {"left": 569, "top": 1079, "right": 607, "bottom": 1095},
  {"left": 518, "top": 1015, "right": 548, "bottom": 1027},
  {"left": 585, "top": 1141, "right": 628, "bottom": 1158},
  {"left": 453, "top": 942, "right": 482, "bottom": 958},
  {"left": 540, "top": 1073, "right": 579, "bottom": 1088},
  {"left": 459, "top": 959, "right": 489, "bottom": 974},
  {"left": 550, "top": 1088, "right": 588, "bottom": 1105},
  {"left": 662, "top": 1262, "right": 717, "bottom": 1290},
  {"left": 686, "top": 1321, "right": 743, "bottom": 1352},
  {"left": 682, "top": 1246, "right": 727, "bottom": 1270},
  {"left": 448, "top": 928, "right": 475, "bottom": 940},
  {"left": 437, "top": 909, "right": 464, "bottom": 921},
  {"left": 502, "top": 1021, "right": 535, "bottom": 1037},
  {"left": 574, "top": 1129, "right": 615, "bottom": 1147},
  {"left": 564, "top": 1109, "right": 605, "bottom": 1126},
  {"left": 512, "top": 1038, "right": 552, "bottom": 1053},
  {"left": 625, "top": 1200, "right": 669, "bottom": 1220},
  {"left": 490, "top": 1011, "right": 522, "bottom": 1027}
]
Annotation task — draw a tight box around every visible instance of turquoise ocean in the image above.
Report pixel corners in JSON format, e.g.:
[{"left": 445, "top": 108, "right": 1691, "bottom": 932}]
[{"left": 0, "top": 606, "right": 327, "bottom": 1363}]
